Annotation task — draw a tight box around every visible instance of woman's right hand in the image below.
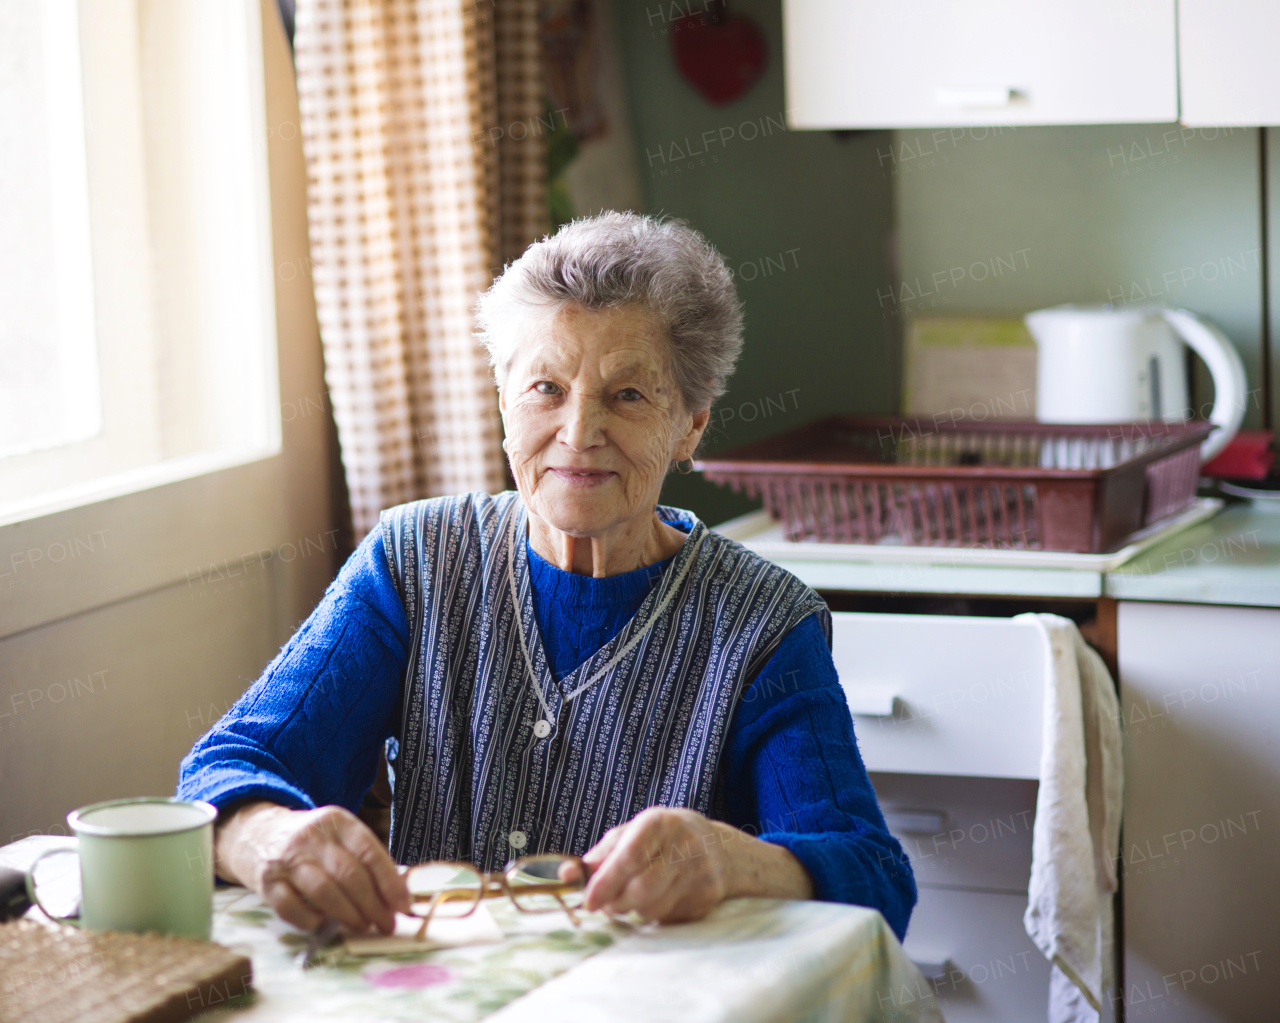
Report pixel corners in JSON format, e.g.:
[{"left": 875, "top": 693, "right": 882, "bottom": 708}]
[{"left": 214, "top": 801, "right": 410, "bottom": 934}]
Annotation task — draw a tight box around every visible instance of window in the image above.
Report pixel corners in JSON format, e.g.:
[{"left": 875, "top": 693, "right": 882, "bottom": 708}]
[{"left": 0, "top": 0, "right": 278, "bottom": 525}]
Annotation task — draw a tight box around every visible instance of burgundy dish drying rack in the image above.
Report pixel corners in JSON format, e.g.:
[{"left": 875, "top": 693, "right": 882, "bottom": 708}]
[{"left": 693, "top": 416, "right": 1213, "bottom": 554}]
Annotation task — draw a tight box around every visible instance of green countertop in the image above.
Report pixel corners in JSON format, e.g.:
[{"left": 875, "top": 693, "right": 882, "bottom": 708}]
[
  {"left": 732, "top": 503, "right": 1280, "bottom": 607},
  {"left": 756, "top": 554, "right": 1109, "bottom": 600},
  {"left": 1105, "top": 503, "right": 1280, "bottom": 607}
]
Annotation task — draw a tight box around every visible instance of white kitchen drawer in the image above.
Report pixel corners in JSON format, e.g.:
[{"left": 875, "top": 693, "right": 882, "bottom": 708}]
[
  {"left": 831, "top": 613, "right": 1046, "bottom": 779},
  {"left": 783, "top": 0, "right": 1177, "bottom": 128},
  {"left": 903, "top": 887, "right": 1053, "bottom": 1023},
  {"left": 871, "top": 772, "right": 1037, "bottom": 892}
]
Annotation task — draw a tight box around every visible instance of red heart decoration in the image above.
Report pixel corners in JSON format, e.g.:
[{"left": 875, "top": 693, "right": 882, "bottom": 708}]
[{"left": 670, "top": 5, "right": 768, "bottom": 106}]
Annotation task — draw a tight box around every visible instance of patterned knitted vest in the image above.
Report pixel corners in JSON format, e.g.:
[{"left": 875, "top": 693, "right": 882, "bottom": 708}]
[{"left": 379, "top": 491, "right": 828, "bottom": 868}]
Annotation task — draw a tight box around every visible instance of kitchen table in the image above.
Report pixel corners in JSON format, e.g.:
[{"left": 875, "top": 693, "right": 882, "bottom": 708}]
[{"left": 2, "top": 835, "right": 940, "bottom": 1023}]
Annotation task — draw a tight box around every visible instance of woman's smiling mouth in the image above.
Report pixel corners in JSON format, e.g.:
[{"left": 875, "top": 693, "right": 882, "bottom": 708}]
[{"left": 548, "top": 466, "right": 616, "bottom": 486}]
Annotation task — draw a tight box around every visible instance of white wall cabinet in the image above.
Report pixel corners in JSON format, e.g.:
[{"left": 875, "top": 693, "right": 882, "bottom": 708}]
[
  {"left": 783, "top": 0, "right": 1177, "bottom": 129},
  {"left": 1178, "top": 1, "right": 1280, "bottom": 126}
]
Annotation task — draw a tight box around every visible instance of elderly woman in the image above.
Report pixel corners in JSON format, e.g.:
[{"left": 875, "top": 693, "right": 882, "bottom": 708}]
[{"left": 180, "top": 212, "right": 915, "bottom": 940}]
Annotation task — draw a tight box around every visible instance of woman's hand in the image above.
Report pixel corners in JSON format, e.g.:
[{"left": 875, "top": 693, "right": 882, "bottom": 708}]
[
  {"left": 214, "top": 801, "right": 410, "bottom": 934},
  {"left": 580, "top": 807, "right": 814, "bottom": 923}
]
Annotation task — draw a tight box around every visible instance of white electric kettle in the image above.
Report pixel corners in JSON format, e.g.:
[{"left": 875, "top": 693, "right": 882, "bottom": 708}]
[{"left": 1024, "top": 304, "right": 1247, "bottom": 462}]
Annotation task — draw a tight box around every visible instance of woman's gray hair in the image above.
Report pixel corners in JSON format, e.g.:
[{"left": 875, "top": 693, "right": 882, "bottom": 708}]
[{"left": 474, "top": 212, "right": 744, "bottom": 411}]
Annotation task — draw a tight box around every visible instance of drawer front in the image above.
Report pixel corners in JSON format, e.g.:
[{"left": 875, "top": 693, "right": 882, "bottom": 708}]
[
  {"left": 902, "top": 887, "right": 1052, "bottom": 1023},
  {"left": 871, "top": 772, "right": 1037, "bottom": 893},
  {"left": 831, "top": 613, "right": 1045, "bottom": 779}
]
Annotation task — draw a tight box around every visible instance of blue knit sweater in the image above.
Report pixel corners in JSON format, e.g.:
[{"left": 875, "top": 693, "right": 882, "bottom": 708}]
[{"left": 179, "top": 527, "right": 916, "bottom": 939}]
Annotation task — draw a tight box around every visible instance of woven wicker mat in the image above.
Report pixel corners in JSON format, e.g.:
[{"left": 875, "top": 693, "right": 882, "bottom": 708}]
[{"left": 0, "top": 919, "right": 252, "bottom": 1023}]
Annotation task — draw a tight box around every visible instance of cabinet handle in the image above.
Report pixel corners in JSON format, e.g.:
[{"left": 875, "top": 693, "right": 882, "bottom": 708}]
[
  {"left": 843, "top": 687, "right": 900, "bottom": 717},
  {"left": 910, "top": 955, "right": 953, "bottom": 981},
  {"left": 884, "top": 809, "right": 947, "bottom": 835},
  {"left": 935, "top": 86, "right": 1020, "bottom": 109}
]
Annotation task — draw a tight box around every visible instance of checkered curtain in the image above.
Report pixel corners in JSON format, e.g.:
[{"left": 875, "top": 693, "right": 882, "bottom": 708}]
[{"left": 294, "top": 0, "right": 546, "bottom": 534}]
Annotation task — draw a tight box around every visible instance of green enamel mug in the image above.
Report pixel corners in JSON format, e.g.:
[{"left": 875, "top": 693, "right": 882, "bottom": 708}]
[{"left": 25, "top": 798, "right": 217, "bottom": 939}]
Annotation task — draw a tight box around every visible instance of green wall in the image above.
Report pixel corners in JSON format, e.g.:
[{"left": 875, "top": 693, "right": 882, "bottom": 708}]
[
  {"left": 612, "top": 0, "right": 895, "bottom": 525},
  {"left": 891, "top": 123, "right": 1269, "bottom": 428},
  {"left": 613, "top": 4, "right": 1276, "bottom": 528}
]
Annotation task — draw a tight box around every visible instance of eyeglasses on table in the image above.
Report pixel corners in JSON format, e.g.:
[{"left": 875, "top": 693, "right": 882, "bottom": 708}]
[{"left": 405, "top": 854, "right": 589, "bottom": 939}]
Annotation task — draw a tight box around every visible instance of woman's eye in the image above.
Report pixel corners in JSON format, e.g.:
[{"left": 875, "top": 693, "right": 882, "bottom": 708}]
[
  {"left": 616, "top": 388, "right": 642, "bottom": 402},
  {"left": 534, "top": 381, "right": 561, "bottom": 395}
]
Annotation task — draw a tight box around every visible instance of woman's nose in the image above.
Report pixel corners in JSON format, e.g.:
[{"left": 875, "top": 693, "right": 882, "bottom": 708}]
[{"left": 559, "top": 393, "right": 606, "bottom": 450}]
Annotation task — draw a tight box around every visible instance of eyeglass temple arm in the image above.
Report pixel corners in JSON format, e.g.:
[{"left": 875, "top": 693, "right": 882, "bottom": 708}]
[
  {"left": 412, "top": 878, "right": 504, "bottom": 940},
  {"left": 414, "top": 890, "right": 445, "bottom": 940},
  {"left": 552, "top": 890, "right": 582, "bottom": 927}
]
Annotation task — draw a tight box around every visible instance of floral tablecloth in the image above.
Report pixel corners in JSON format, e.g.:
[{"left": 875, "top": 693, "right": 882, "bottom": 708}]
[
  {"left": 199, "top": 884, "right": 623, "bottom": 1022},
  {"left": 489, "top": 896, "right": 944, "bottom": 1023},
  {"left": 3, "top": 835, "right": 942, "bottom": 1022}
]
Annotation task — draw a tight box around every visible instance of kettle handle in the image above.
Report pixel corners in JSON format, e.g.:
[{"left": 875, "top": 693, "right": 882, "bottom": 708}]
[{"left": 1159, "top": 308, "right": 1248, "bottom": 463}]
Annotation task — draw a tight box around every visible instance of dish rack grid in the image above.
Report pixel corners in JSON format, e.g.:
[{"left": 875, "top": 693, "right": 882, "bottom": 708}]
[{"left": 694, "top": 417, "right": 1211, "bottom": 553}]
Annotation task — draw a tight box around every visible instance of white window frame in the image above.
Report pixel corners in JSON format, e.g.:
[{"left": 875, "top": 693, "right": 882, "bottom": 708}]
[{"left": 0, "top": 0, "right": 290, "bottom": 640}]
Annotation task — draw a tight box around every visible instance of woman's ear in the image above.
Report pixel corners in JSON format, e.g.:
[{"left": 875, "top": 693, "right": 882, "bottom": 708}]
[{"left": 676, "top": 408, "right": 711, "bottom": 461}]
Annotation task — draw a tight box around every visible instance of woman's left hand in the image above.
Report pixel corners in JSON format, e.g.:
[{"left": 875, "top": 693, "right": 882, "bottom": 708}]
[{"left": 580, "top": 806, "right": 813, "bottom": 923}]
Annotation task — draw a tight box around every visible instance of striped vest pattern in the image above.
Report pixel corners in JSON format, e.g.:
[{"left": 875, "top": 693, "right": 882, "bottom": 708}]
[{"left": 379, "top": 491, "right": 828, "bottom": 869}]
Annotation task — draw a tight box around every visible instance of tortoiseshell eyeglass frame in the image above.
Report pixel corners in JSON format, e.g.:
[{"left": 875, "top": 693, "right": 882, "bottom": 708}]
[{"left": 405, "top": 853, "right": 588, "bottom": 940}]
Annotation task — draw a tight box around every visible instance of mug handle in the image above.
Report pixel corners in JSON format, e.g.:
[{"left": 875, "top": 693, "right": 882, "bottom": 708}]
[{"left": 25, "top": 844, "right": 81, "bottom": 923}]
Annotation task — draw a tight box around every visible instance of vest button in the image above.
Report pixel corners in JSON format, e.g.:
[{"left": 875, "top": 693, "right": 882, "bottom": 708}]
[
  {"left": 508, "top": 830, "right": 527, "bottom": 850},
  {"left": 533, "top": 719, "right": 552, "bottom": 738}
]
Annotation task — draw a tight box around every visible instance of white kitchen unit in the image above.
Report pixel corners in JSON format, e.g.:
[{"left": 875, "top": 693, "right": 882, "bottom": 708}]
[
  {"left": 723, "top": 502, "right": 1280, "bottom": 1022},
  {"left": 1178, "top": 1, "right": 1280, "bottom": 126},
  {"left": 1117, "top": 600, "right": 1280, "bottom": 1023},
  {"left": 831, "top": 612, "right": 1055, "bottom": 1023},
  {"left": 783, "top": 0, "right": 1177, "bottom": 129}
]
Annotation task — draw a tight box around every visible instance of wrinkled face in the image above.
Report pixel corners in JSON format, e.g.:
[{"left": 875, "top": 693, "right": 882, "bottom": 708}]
[{"left": 500, "top": 303, "right": 707, "bottom": 538}]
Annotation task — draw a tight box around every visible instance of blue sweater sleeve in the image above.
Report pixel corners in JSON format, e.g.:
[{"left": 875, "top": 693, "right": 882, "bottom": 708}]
[
  {"left": 177, "top": 528, "right": 409, "bottom": 815},
  {"left": 722, "top": 614, "right": 917, "bottom": 941}
]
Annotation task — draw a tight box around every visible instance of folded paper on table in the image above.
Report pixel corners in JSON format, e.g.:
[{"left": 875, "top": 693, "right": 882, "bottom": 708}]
[{"left": 344, "top": 903, "right": 504, "bottom": 956}]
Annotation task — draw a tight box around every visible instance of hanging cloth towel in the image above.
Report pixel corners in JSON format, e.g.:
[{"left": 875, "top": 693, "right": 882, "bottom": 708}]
[{"left": 1016, "top": 613, "right": 1124, "bottom": 1023}]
